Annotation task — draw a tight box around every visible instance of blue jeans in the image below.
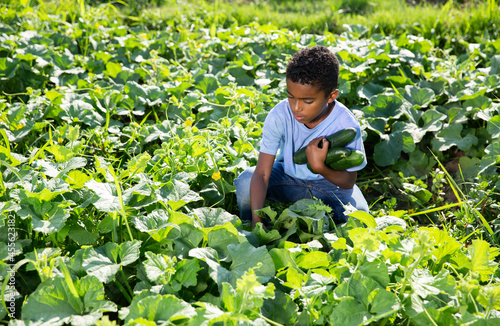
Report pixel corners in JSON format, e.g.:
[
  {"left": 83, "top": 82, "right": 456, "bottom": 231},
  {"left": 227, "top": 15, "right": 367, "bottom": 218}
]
[{"left": 234, "top": 162, "right": 369, "bottom": 224}]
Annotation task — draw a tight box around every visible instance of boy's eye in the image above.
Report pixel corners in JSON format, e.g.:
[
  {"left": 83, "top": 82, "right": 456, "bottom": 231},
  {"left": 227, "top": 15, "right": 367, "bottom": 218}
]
[{"left": 305, "top": 101, "right": 313, "bottom": 104}]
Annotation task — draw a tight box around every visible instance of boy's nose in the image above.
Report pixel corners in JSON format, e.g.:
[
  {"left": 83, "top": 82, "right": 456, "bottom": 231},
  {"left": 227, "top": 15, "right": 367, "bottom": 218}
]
[{"left": 292, "top": 100, "right": 302, "bottom": 112}]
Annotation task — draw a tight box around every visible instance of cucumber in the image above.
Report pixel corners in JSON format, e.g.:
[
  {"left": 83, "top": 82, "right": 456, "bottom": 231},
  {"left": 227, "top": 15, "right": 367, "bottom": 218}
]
[
  {"left": 293, "top": 128, "right": 357, "bottom": 164},
  {"left": 322, "top": 127, "right": 357, "bottom": 148},
  {"left": 307, "top": 162, "right": 318, "bottom": 174},
  {"left": 306, "top": 147, "right": 351, "bottom": 174},
  {"left": 325, "top": 147, "right": 351, "bottom": 165},
  {"left": 329, "top": 150, "right": 364, "bottom": 170}
]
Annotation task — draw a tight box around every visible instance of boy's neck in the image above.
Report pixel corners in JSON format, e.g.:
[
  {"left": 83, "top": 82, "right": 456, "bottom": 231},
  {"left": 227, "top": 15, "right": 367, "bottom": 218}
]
[{"left": 304, "top": 100, "right": 336, "bottom": 129}]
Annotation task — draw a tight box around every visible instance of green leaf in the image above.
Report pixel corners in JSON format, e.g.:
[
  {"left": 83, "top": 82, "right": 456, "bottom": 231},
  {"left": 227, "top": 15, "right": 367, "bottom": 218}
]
[
  {"left": 357, "top": 83, "right": 384, "bottom": 100},
  {"left": 82, "top": 241, "right": 142, "bottom": 283},
  {"left": 173, "top": 222, "right": 204, "bottom": 258},
  {"left": 469, "top": 239, "right": 499, "bottom": 282},
  {"left": 124, "top": 294, "right": 196, "bottom": 324},
  {"left": 85, "top": 179, "right": 121, "bottom": 212},
  {"left": 21, "top": 276, "right": 116, "bottom": 326},
  {"left": 175, "top": 258, "right": 202, "bottom": 288},
  {"left": 348, "top": 228, "right": 381, "bottom": 253},
  {"left": 206, "top": 223, "right": 241, "bottom": 261},
  {"left": 364, "top": 94, "right": 405, "bottom": 120},
  {"left": 410, "top": 269, "right": 456, "bottom": 298},
  {"left": 195, "top": 74, "right": 219, "bottom": 94},
  {"left": 359, "top": 258, "right": 390, "bottom": 288},
  {"left": 192, "top": 207, "right": 240, "bottom": 228},
  {"left": 252, "top": 223, "right": 281, "bottom": 246},
  {"left": 367, "top": 288, "right": 400, "bottom": 320},
  {"left": 268, "top": 248, "right": 301, "bottom": 271},
  {"left": 375, "top": 216, "right": 406, "bottom": 231},
  {"left": 131, "top": 209, "right": 181, "bottom": 243},
  {"left": 403, "top": 85, "right": 436, "bottom": 108},
  {"left": 431, "top": 123, "right": 478, "bottom": 151},
  {"left": 68, "top": 224, "right": 98, "bottom": 245},
  {"left": 105, "top": 61, "right": 122, "bottom": 78},
  {"left": 228, "top": 242, "right": 276, "bottom": 283},
  {"left": 17, "top": 197, "right": 70, "bottom": 234},
  {"left": 488, "top": 55, "right": 500, "bottom": 75},
  {"left": 373, "top": 130, "right": 415, "bottom": 166},
  {"left": 329, "top": 297, "right": 371, "bottom": 326},
  {"left": 60, "top": 99, "right": 104, "bottom": 128},
  {"left": 141, "top": 251, "right": 176, "bottom": 284},
  {"left": 348, "top": 210, "right": 377, "bottom": 229},
  {"left": 157, "top": 179, "right": 202, "bottom": 211},
  {"left": 189, "top": 247, "right": 234, "bottom": 287},
  {"left": 296, "top": 251, "right": 330, "bottom": 269},
  {"left": 487, "top": 115, "right": 500, "bottom": 138},
  {"left": 261, "top": 290, "right": 299, "bottom": 325},
  {"left": 221, "top": 269, "right": 275, "bottom": 316},
  {"left": 477, "top": 285, "right": 500, "bottom": 312},
  {"left": 125, "top": 81, "right": 165, "bottom": 107}
]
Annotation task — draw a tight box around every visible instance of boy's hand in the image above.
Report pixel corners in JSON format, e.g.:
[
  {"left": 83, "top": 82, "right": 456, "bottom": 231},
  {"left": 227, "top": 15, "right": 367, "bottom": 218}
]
[{"left": 305, "top": 137, "right": 328, "bottom": 173}]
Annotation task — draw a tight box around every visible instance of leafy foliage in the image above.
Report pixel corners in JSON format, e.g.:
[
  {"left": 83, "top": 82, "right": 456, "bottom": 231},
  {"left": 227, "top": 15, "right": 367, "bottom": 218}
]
[{"left": 0, "top": 0, "right": 499, "bottom": 325}]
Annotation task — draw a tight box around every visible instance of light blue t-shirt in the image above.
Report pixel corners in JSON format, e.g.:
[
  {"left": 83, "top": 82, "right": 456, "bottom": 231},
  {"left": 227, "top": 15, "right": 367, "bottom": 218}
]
[{"left": 260, "top": 99, "right": 367, "bottom": 180}]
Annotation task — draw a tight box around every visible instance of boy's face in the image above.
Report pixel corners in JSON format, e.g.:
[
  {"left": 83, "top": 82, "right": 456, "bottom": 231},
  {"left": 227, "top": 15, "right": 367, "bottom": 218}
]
[{"left": 286, "top": 79, "right": 339, "bottom": 129}]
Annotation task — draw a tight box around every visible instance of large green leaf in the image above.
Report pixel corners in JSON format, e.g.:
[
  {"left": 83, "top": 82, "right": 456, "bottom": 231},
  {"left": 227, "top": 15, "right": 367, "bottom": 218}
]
[
  {"left": 82, "top": 240, "right": 142, "bottom": 283},
  {"left": 469, "top": 239, "right": 499, "bottom": 282},
  {"left": 192, "top": 207, "right": 240, "bottom": 228},
  {"left": 131, "top": 209, "right": 181, "bottom": 243},
  {"left": 206, "top": 223, "right": 241, "bottom": 261},
  {"left": 17, "top": 197, "right": 70, "bottom": 234},
  {"left": 124, "top": 294, "right": 196, "bottom": 324},
  {"left": 403, "top": 85, "right": 436, "bottom": 108},
  {"left": 364, "top": 94, "right": 406, "bottom": 120},
  {"left": 329, "top": 297, "right": 371, "bottom": 326},
  {"left": 228, "top": 242, "right": 276, "bottom": 283},
  {"left": 431, "top": 123, "right": 478, "bottom": 151},
  {"left": 125, "top": 81, "right": 165, "bottom": 107},
  {"left": 261, "top": 290, "right": 298, "bottom": 325},
  {"left": 189, "top": 247, "right": 234, "bottom": 287},
  {"left": 410, "top": 269, "right": 456, "bottom": 298},
  {"left": 373, "top": 131, "right": 415, "bottom": 166},
  {"left": 21, "top": 276, "right": 116, "bottom": 326},
  {"left": 157, "top": 179, "right": 202, "bottom": 211},
  {"left": 140, "top": 251, "right": 176, "bottom": 284},
  {"left": 59, "top": 99, "right": 104, "bottom": 128},
  {"left": 84, "top": 179, "right": 121, "bottom": 212}
]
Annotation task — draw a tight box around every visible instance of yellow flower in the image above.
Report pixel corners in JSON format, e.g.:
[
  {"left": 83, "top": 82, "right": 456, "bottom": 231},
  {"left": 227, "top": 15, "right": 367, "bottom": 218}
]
[
  {"left": 212, "top": 172, "right": 221, "bottom": 181},
  {"left": 184, "top": 120, "right": 193, "bottom": 127},
  {"left": 58, "top": 137, "right": 64, "bottom": 144},
  {"left": 408, "top": 208, "right": 415, "bottom": 214}
]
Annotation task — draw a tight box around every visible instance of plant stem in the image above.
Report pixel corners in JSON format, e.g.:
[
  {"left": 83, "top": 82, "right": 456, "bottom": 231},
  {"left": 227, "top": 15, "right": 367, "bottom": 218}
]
[{"left": 114, "top": 279, "right": 132, "bottom": 304}]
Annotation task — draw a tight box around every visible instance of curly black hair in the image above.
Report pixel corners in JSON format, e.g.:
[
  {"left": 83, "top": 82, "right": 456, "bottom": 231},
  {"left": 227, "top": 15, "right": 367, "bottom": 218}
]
[{"left": 286, "top": 45, "right": 340, "bottom": 96}]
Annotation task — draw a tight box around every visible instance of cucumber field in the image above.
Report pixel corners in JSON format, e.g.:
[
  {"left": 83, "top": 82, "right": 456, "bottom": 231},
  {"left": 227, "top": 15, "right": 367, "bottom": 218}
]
[{"left": 1, "top": 0, "right": 500, "bottom": 325}]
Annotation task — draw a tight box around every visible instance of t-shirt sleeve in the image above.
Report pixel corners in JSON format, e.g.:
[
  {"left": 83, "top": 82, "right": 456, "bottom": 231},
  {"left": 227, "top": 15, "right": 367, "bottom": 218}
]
[{"left": 259, "top": 108, "right": 283, "bottom": 155}]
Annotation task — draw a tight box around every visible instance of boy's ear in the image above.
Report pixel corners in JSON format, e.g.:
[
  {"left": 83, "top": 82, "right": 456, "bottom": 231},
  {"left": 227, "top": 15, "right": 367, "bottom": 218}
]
[{"left": 327, "top": 89, "right": 339, "bottom": 103}]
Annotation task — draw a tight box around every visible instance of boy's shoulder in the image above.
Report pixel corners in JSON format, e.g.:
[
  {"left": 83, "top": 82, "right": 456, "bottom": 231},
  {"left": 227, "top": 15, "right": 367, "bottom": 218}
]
[{"left": 266, "top": 99, "right": 290, "bottom": 118}]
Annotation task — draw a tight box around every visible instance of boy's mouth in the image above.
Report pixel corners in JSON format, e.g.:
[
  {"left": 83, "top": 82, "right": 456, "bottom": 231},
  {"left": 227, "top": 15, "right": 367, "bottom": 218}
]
[{"left": 294, "top": 115, "right": 305, "bottom": 122}]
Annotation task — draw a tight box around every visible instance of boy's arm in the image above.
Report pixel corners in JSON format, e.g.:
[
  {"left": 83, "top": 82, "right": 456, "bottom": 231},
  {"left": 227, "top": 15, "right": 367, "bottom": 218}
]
[
  {"left": 250, "top": 152, "right": 275, "bottom": 228},
  {"left": 306, "top": 137, "right": 357, "bottom": 189}
]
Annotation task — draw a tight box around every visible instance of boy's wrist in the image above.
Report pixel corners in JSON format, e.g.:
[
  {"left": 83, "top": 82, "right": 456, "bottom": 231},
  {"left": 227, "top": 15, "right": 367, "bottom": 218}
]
[{"left": 310, "top": 161, "right": 328, "bottom": 174}]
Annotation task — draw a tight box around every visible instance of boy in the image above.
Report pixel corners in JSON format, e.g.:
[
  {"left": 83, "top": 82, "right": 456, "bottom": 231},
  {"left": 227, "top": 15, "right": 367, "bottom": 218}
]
[{"left": 234, "top": 45, "right": 369, "bottom": 228}]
